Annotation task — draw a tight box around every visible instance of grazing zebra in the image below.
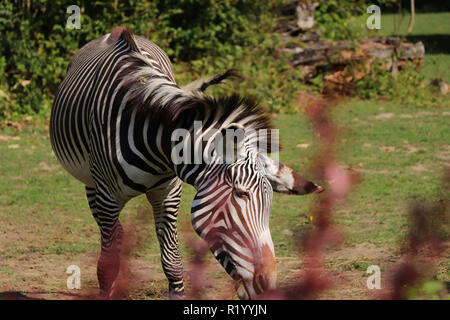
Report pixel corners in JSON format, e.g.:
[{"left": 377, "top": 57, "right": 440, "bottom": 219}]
[{"left": 50, "top": 27, "right": 323, "bottom": 299}]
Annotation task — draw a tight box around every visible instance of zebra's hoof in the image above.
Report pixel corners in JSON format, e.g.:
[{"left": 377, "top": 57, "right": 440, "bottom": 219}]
[{"left": 169, "top": 291, "right": 185, "bottom": 300}]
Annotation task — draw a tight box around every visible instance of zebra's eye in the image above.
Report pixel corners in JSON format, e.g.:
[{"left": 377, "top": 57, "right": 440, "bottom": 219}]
[{"left": 234, "top": 187, "right": 249, "bottom": 199}]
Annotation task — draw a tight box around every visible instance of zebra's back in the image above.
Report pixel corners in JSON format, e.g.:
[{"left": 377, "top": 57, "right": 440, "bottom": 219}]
[{"left": 50, "top": 29, "right": 177, "bottom": 197}]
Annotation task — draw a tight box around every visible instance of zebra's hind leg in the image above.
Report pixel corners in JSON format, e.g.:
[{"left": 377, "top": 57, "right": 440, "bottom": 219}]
[
  {"left": 145, "top": 178, "right": 184, "bottom": 299},
  {"left": 86, "top": 186, "right": 124, "bottom": 299}
]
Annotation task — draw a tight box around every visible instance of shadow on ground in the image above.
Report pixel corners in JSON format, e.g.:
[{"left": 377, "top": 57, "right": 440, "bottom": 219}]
[
  {"left": 407, "top": 35, "right": 450, "bottom": 54},
  {"left": 0, "top": 291, "right": 89, "bottom": 300}
]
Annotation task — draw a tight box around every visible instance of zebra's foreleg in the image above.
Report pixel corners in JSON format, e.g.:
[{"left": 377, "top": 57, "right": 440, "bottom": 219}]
[
  {"left": 146, "top": 178, "right": 184, "bottom": 299},
  {"left": 86, "top": 186, "right": 124, "bottom": 299}
]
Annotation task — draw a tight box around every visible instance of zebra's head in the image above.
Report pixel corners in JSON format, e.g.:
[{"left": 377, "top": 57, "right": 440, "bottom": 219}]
[
  {"left": 189, "top": 101, "right": 323, "bottom": 299},
  {"left": 191, "top": 148, "right": 276, "bottom": 299}
]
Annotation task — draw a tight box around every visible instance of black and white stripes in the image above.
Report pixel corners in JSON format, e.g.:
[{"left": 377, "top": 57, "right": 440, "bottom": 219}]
[{"left": 50, "top": 26, "right": 322, "bottom": 299}]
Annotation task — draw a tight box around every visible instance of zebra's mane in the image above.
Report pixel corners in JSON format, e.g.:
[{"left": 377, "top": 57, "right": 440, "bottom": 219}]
[
  {"left": 124, "top": 64, "right": 276, "bottom": 151},
  {"left": 109, "top": 26, "right": 275, "bottom": 151},
  {"left": 197, "top": 94, "right": 279, "bottom": 154},
  {"left": 118, "top": 56, "right": 272, "bottom": 129},
  {"left": 199, "top": 93, "right": 273, "bottom": 132}
]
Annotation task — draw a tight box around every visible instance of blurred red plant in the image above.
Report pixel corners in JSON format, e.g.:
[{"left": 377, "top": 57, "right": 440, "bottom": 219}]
[
  {"left": 382, "top": 170, "right": 449, "bottom": 299},
  {"left": 182, "top": 221, "right": 237, "bottom": 300},
  {"left": 108, "top": 98, "right": 448, "bottom": 301},
  {"left": 180, "top": 96, "right": 361, "bottom": 300},
  {"left": 103, "top": 97, "right": 447, "bottom": 301},
  {"left": 260, "top": 97, "right": 359, "bottom": 299}
]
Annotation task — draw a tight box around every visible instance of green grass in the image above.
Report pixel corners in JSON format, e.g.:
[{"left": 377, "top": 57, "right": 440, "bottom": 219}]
[
  {"left": 0, "top": 11, "right": 449, "bottom": 299},
  {"left": 1, "top": 97, "right": 448, "bottom": 298},
  {"left": 382, "top": 12, "right": 450, "bottom": 81},
  {"left": 274, "top": 100, "right": 449, "bottom": 249}
]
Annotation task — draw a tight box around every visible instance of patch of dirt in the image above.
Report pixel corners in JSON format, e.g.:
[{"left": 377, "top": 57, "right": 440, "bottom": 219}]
[
  {"left": 352, "top": 118, "right": 371, "bottom": 126},
  {"left": 325, "top": 242, "right": 392, "bottom": 262},
  {"left": 296, "top": 143, "right": 310, "bottom": 149},
  {"left": 437, "top": 146, "right": 450, "bottom": 161},
  {"left": 1, "top": 235, "right": 447, "bottom": 300},
  {"left": 34, "top": 161, "right": 60, "bottom": 172},
  {"left": 357, "top": 168, "right": 390, "bottom": 175},
  {"left": 274, "top": 242, "right": 400, "bottom": 300},
  {"left": 38, "top": 161, "right": 60, "bottom": 171},
  {"left": 0, "top": 134, "right": 21, "bottom": 142},
  {"left": 0, "top": 248, "right": 168, "bottom": 300},
  {"left": 0, "top": 204, "right": 404, "bottom": 300},
  {"left": 0, "top": 220, "right": 236, "bottom": 300},
  {"left": 379, "top": 146, "right": 397, "bottom": 152},
  {"left": 410, "top": 163, "right": 428, "bottom": 172},
  {"left": 406, "top": 145, "right": 421, "bottom": 154},
  {"left": 0, "top": 218, "right": 166, "bottom": 300},
  {"left": 1, "top": 208, "right": 446, "bottom": 300},
  {"left": 416, "top": 111, "right": 436, "bottom": 117},
  {"left": 402, "top": 141, "right": 423, "bottom": 154},
  {"left": 371, "top": 113, "right": 395, "bottom": 120},
  {"left": 399, "top": 111, "right": 450, "bottom": 119}
]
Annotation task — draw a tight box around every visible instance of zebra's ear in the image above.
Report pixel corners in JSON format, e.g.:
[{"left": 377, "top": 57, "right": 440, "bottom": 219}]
[
  {"left": 107, "top": 26, "right": 142, "bottom": 53},
  {"left": 259, "top": 153, "right": 324, "bottom": 195}
]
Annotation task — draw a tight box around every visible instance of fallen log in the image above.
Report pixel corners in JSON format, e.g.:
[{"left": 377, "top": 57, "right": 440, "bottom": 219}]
[
  {"left": 276, "top": 1, "right": 426, "bottom": 88},
  {"left": 284, "top": 38, "right": 424, "bottom": 68}
]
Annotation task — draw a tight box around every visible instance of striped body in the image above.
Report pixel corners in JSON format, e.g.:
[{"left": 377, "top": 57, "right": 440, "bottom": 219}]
[
  {"left": 50, "top": 27, "right": 322, "bottom": 299},
  {"left": 50, "top": 33, "right": 177, "bottom": 200}
]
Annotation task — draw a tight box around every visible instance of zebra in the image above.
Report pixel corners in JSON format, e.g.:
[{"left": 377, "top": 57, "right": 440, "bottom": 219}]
[{"left": 50, "top": 26, "right": 323, "bottom": 299}]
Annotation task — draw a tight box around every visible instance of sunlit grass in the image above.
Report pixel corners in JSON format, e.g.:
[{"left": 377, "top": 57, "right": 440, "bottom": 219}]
[{"left": 1, "top": 96, "right": 448, "bottom": 298}]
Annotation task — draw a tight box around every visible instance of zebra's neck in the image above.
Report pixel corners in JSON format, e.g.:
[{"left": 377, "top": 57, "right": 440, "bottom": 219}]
[
  {"left": 142, "top": 97, "right": 273, "bottom": 190},
  {"left": 121, "top": 57, "right": 273, "bottom": 190},
  {"left": 158, "top": 107, "right": 228, "bottom": 189}
]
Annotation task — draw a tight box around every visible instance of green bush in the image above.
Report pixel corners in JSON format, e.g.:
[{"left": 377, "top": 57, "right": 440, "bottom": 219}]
[
  {"left": 174, "top": 30, "right": 306, "bottom": 114},
  {"left": 313, "top": 0, "right": 399, "bottom": 40},
  {"left": 0, "top": 0, "right": 272, "bottom": 119},
  {"left": 0, "top": 0, "right": 444, "bottom": 120},
  {"left": 306, "top": 59, "right": 447, "bottom": 107},
  {"left": 0, "top": 0, "right": 148, "bottom": 118},
  {"left": 354, "top": 62, "right": 446, "bottom": 107},
  {"left": 151, "top": 0, "right": 269, "bottom": 60},
  {"left": 314, "top": 0, "right": 367, "bottom": 40}
]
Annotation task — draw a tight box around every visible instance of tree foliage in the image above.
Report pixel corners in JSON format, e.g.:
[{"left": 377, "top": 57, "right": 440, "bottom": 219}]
[
  {"left": 0, "top": 1, "right": 443, "bottom": 119},
  {"left": 0, "top": 0, "right": 269, "bottom": 118}
]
